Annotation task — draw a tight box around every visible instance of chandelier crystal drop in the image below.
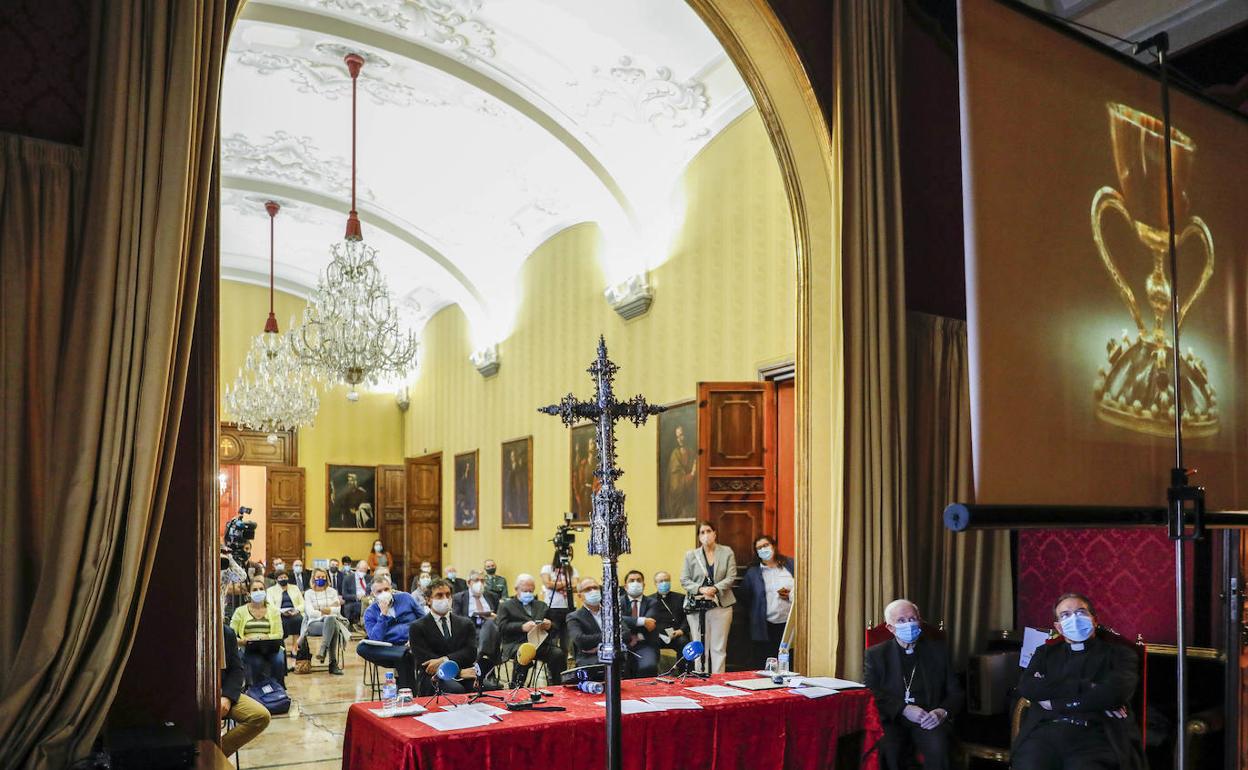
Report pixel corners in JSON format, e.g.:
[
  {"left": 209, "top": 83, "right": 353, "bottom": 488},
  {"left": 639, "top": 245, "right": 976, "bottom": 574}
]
[
  {"left": 224, "top": 201, "right": 321, "bottom": 437},
  {"left": 291, "top": 52, "right": 417, "bottom": 398}
]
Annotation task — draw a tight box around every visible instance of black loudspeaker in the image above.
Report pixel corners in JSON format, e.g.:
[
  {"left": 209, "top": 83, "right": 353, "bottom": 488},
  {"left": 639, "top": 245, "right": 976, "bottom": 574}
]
[
  {"left": 107, "top": 723, "right": 196, "bottom": 769},
  {"left": 559, "top": 664, "right": 606, "bottom": 686}
]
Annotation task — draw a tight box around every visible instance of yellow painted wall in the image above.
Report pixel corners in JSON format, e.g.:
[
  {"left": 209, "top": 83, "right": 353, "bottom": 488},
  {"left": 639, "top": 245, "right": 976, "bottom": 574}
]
[
  {"left": 219, "top": 281, "right": 406, "bottom": 565},
  {"left": 404, "top": 109, "right": 795, "bottom": 589}
]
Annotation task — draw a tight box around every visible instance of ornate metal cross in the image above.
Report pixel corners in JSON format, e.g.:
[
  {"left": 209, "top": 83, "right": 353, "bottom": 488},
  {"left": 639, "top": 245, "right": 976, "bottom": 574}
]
[{"left": 539, "top": 336, "right": 663, "bottom": 770}]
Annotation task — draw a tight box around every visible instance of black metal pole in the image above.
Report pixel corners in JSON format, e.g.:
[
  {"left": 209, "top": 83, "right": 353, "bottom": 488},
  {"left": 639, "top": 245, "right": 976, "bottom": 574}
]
[
  {"left": 601, "top": 557, "right": 622, "bottom": 770},
  {"left": 943, "top": 503, "right": 1248, "bottom": 532}
]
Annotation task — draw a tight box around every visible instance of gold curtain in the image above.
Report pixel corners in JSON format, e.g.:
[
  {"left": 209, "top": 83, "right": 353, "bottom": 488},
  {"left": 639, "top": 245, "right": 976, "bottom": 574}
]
[
  {"left": 0, "top": 2, "right": 230, "bottom": 767},
  {"left": 836, "top": 0, "right": 910, "bottom": 677},
  {"left": 907, "top": 312, "right": 1013, "bottom": 665}
]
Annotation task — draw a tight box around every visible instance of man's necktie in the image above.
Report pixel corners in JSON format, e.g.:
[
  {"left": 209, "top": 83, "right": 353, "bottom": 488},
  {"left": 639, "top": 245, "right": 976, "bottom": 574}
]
[
  {"left": 440, "top": 616, "right": 451, "bottom": 639},
  {"left": 632, "top": 600, "right": 640, "bottom": 618},
  {"left": 475, "top": 595, "right": 486, "bottom": 614}
]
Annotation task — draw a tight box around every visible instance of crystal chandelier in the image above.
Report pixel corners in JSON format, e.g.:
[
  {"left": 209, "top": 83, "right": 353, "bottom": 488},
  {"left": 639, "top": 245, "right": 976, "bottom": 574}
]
[
  {"left": 292, "top": 53, "right": 417, "bottom": 400},
  {"left": 224, "top": 201, "right": 320, "bottom": 438}
]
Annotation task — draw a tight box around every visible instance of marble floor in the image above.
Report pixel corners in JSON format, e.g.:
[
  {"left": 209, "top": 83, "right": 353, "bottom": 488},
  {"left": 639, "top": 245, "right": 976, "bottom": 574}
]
[{"left": 234, "top": 638, "right": 372, "bottom": 770}]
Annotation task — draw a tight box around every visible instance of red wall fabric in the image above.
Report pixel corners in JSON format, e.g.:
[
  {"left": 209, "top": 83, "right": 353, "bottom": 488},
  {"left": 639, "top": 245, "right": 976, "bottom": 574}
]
[
  {"left": 1017, "top": 529, "right": 1176, "bottom": 644},
  {"left": 0, "top": 0, "right": 89, "bottom": 145}
]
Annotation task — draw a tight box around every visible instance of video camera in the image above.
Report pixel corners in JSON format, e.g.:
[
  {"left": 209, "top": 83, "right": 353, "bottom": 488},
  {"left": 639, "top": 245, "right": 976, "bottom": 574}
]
[
  {"left": 223, "top": 506, "right": 257, "bottom": 566},
  {"left": 549, "top": 512, "right": 584, "bottom": 567}
]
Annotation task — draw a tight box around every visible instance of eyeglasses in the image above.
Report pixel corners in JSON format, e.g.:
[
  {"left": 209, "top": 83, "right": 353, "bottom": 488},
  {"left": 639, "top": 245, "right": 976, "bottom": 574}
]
[{"left": 1057, "top": 608, "right": 1092, "bottom": 620}]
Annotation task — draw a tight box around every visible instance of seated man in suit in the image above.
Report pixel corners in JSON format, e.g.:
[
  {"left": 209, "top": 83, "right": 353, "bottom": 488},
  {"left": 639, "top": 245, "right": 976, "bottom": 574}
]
[
  {"left": 483, "top": 558, "right": 508, "bottom": 598},
  {"left": 496, "top": 573, "right": 565, "bottom": 685},
  {"left": 567, "top": 577, "right": 647, "bottom": 676},
  {"left": 289, "top": 559, "right": 310, "bottom": 592},
  {"left": 864, "top": 599, "right": 963, "bottom": 770},
  {"left": 453, "top": 570, "right": 501, "bottom": 625},
  {"left": 357, "top": 573, "right": 422, "bottom": 692},
  {"left": 1012, "top": 593, "right": 1145, "bottom": 770},
  {"left": 339, "top": 556, "right": 361, "bottom": 629},
  {"left": 443, "top": 565, "right": 468, "bottom": 595},
  {"left": 620, "top": 570, "right": 660, "bottom": 678},
  {"left": 648, "top": 570, "right": 691, "bottom": 652},
  {"left": 408, "top": 579, "right": 478, "bottom": 695}
]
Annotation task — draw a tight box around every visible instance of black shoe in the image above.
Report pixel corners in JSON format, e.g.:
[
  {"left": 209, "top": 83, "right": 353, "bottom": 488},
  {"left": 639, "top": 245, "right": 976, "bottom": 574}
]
[{"left": 329, "top": 663, "right": 344, "bottom": 675}]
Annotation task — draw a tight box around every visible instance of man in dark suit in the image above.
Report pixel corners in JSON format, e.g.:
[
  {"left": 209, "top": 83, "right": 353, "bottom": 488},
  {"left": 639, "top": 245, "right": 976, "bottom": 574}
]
[
  {"left": 408, "top": 579, "right": 478, "bottom": 695},
  {"left": 289, "top": 559, "right": 310, "bottom": 592},
  {"left": 453, "top": 570, "right": 501, "bottom": 622},
  {"left": 567, "top": 577, "right": 650, "bottom": 676},
  {"left": 442, "top": 564, "right": 468, "bottom": 595},
  {"left": 648, "top": 570, "right": 691, "bottom": 652},
  {"left": 864, "top": 599, "right": 963, "bottom": 770},
  {"left": 619, "top": 570, "right": 660, "bottom": 677},
  {"left": 496, "top": 573, "right": 565, "bottom": 684},
  {"left": 339, "top": 556, "right": 360, "bottom": 628},
  {"left": 1012, "top": 593, "right": 1145, "bottom": 770}
]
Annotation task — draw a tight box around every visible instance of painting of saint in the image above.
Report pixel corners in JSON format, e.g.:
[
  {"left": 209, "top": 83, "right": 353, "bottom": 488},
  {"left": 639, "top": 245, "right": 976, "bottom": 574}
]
[
  {"left": 327, "top": 465, "right": 377, "bottom": 531},
  {"left": 658, "top": 401, "right": 698, "bottom": 524},
  {"left": 502, "top": 436, "right": 532, "bottom": 528},
  {"left": 569, "top": 424, "right": 598, "bottom": 524},
  {"left": 454, "top": 451, "right": 479, "bottom": 530}
]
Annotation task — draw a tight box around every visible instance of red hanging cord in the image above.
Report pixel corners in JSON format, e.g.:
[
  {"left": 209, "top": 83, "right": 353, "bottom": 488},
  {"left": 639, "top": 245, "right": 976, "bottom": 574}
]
[
  {"left": 264, "top": 200, "right": 281, "bottom": 333},
  {"left": 344, "top": 53, "right": 364, "bottom": 241}
]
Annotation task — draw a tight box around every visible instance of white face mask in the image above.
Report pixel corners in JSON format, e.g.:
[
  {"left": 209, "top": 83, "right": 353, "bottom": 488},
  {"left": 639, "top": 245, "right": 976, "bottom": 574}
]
[
  {"left": 431, "top": 597, "right": 452, "bottom": 615},
  {"left": 626, "top": 581, "right": 644, "bottom": 598},
  {"left": 445, "top": 571, "right": 457, "bottom": 580},
  {"left": 374, "top": 544, "right": 383, "bottom": 552},
  {"left": 293, "top": 564, "right": 302, "bottom": 572},
  {"left": 699, "top": 532, "right": 713, "bottom": 546},
  {"left": 469, "top": 582, "right": 483, "bottom": 596},
  {"left": 419, "top": 576, "right": 432, "bottom": 588}
]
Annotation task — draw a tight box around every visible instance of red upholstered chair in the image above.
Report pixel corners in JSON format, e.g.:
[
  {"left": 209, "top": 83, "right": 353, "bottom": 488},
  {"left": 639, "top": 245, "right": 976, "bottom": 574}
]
[{"left": 864, "top": 620, "right": 946, "bottom": 649}]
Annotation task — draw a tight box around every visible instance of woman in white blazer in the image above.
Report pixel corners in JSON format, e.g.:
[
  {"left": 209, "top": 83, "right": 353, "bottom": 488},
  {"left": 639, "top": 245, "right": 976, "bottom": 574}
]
[{"left": 679, "top": 521, "right": 737, "bottom": 673}]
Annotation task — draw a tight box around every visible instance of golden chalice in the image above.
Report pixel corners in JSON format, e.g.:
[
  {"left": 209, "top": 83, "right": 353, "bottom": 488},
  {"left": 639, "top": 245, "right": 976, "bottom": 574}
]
[{"left": 1091, "top": 103, "right": 1216, "bottom": 437}]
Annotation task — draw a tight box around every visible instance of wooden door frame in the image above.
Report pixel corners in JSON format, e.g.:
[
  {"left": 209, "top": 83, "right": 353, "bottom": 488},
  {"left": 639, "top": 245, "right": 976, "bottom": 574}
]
[{"left": 405, "top": 452, "right": 443, "bottom": 587}]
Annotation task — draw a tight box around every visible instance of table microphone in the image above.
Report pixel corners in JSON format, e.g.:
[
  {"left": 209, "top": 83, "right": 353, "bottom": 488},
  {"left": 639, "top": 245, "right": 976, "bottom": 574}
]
[
  {"left": 436, "top": 659, "right": 460, "bottom": 683},
  {"left": 655, "top": 640, "right": 705, "bottom": 681},
  {"left": 509, "top": 642, "right": 537, "bottom": 689}
]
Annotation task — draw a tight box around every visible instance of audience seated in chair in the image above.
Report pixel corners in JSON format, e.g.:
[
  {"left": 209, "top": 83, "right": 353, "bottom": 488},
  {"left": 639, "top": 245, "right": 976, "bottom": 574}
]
[
  {"left": 339, "top": 556, "right": 362, "bottom": 629},
  {"left": 300, "top": 567, "right": 348, "bottom": 675},
  {"left": 267, "top": 571, "right": 304, "bottom": 657},
  {"left": 357, "top": 572, "right": 421, "bottom": 692},
  {"left": 230, "top": 578, "right": 287, "bottom": 688},
  {"left": 647, "top": 570, "right": 691, "bottom": 654},
  {"left": 1012, "top": 592, "right": 1145, "bottom": 770},
  {"left": 496, "top": 573, "right": 565, "bottom": 685},
  {"left": 863, "top": 598, "right": 963, "bottom": 770},
  {"left": 408, "top": 579, "right": 478, "bottom": 695},
  {"left": 567, "top": 577, "right": 649, "bottom": 677},
  {"left": 220, "top": 625, "right": 269, "bottom": 756},
  {"left": 619, "top": 570, "right": 660, "bottom": 678}
]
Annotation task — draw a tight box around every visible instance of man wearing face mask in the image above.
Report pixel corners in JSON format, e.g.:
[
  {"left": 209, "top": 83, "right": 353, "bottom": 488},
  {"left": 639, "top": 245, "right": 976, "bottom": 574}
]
[
  {"left": 483, "top": 559, "right": 508, "bottom": 598},
  {"left": 618, "top": 570, "right": 659, "bottom": 677},
  {"left": 289, "top": 559, "right": 310, "bottom": 592},
  {"left": 864, "top": 599, "right": 963, "bottom": 770},
  {"left": 1012, "top": 593, "right": 1145, "bottom": 770},
  {"left": 567, "top": 577, "right": 647, "bottom": 676},
  {"left": 339, "top": 556, "right": 361, "bottom": 630},
  {"left": 357, "top": 573, "right": 422, "bottom": 692},
  {"left": 266, "top": 558, "right": 286, "bottom": 587},
  {"left": 647, "top": 570, "right": 691, "bottom": 653},
  {"left": 409, "top": 579, "right": 478, "bottom": 695},
  {"left": 496, "top": 574, "right": 565, "bottom": 681},
  {"left": 443, "top": 565, "right": 467, "bottom": 595},
  {"left": 453, "top": 570, "right": 501, "bottom": 622}
]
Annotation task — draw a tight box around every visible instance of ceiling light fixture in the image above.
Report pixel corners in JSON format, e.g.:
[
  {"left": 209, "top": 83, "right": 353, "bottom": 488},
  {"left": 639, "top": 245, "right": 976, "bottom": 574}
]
[
  {"left": 292, "top": 53, "right": 418, "bottom": 400},
  {"left": 224, "top": 201, "right": 320, "bottom": 438}
]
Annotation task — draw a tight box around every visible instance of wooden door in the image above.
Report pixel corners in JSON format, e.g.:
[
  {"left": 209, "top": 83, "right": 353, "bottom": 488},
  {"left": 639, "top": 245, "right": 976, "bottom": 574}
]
[
  {"left": 266, "top": 466, "right": 305, "bottom": 565},
  {"left": 376, "top": 464, "right": 407, "bottom": 586},
  {"left": 218, "top": 464, "right": 240, "bottom": 538},
  {"left": 698, "top": 382, "right": 777, "bottom": 561},
  {"left": 405, "top": 453, "right": 442, "bottom": 587}
]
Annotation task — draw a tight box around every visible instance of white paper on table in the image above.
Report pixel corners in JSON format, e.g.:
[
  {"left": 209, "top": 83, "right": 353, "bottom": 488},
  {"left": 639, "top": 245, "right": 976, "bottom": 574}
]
[
  {"left": 789, "top": 686, "right": 839, "bottom": 699},
  {"left": 415, "top": 709, "right": 497, "bottom": 731},
  {"left": 788, "top": 676, "right": 865, "bottom": 690},
  {"left": 1020, "top": 627, "right": 1049, "bottom": 668},
  {"left": 443, "top": 703, "right": 509, "bottom": 718},
  {"left": 595, "top": 699, "right": 667, "bottom": 714},
  {"left": 528, "top": 626, "right": 549, "bottom": 649},
  {"left": 642, "top": 696, "right": 703, "bottom": 710},
  {"left": 687, "top": 684, "right": 752, "bottom": 698}
]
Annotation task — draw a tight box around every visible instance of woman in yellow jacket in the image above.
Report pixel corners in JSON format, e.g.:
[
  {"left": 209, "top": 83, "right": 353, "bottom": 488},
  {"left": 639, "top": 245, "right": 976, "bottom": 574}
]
[
  {"left": 231, "top": 577, "right": 287, "bottom": 687},
  {"left": 267, "top": 571, "right": 304, "bottom": 656}
]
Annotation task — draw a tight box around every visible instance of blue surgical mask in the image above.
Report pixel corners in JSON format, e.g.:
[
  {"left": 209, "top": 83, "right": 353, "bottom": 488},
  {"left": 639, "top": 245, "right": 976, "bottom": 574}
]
[
  {"left": 626, "top": 582, "right": 644, "bottom": 598},
  {"left": 314, "top": 578, "right": 327, "bottom": 587},
  {"left": 584, "top": 590, "right": 602, "bottom": 607},
  {"left": 757, "top": 547, "right": 774, "bottom": 561},
  {"left": 250, "top": 590, "right": 267, "bottom": 604},
  {"left": 1060, "top": 613, "right": 1095, "bottom": 643},
  {"left": 894, "top": 621, "right": 922, "bottom": 644},
  {"left": 657, "top": 581, "right": 671, "bottom": 594},
  {"left": 518, "top": 591, "right": 535, "bottom": 605}
]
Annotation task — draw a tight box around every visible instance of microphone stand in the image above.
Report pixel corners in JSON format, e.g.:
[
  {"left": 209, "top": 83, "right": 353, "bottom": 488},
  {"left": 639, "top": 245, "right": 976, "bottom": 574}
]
[
  {"left": 424, "top": 674, "right": 452, "bottom": 709},
  {"left": 467, "top": 659, "right": 504, "bottom": 704}
]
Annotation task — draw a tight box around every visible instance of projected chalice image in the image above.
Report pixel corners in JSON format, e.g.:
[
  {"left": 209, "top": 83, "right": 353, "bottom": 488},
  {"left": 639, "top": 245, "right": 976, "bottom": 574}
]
[{"left": 1091, "top": 102, "right": 1217, "bottom": 438}]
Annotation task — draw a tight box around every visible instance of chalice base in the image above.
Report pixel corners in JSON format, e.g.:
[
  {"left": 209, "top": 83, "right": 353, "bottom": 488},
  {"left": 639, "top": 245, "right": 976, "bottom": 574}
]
[{"left": 1093, "top": 335, "right": 1219, "bottom": 439}]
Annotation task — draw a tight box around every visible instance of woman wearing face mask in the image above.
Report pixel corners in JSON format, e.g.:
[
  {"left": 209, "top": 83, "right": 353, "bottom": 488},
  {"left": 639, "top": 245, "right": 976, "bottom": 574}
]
[
  {"left": 230, "top": 578, "right": 287, "bottom": 687},
  {"left": 679, "top": 521, "right": 737, "bottom": 673},
  {"left": 739, "top": 535, "right": 796, "bottom": 670},
  {"left": 366, "top": 539, "right": 393, "bottom": 574},
  {"left": 266, "top": 571, "right": 305, "bottom": 656},
  {"left": 299, "top": 567, "right": 347, "bottom": 675}
]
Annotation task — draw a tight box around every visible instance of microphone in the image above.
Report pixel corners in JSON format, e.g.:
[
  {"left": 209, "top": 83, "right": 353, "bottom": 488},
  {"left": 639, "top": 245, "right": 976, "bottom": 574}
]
[
  {"left": 509, "top": 642, "right": 537, "bottom": 689},
  {"left": 436, "top": 659, "right": 460, "bottom": 682},
  {"left": 656, "top": 640, "right": 705, "bottom": 680}
]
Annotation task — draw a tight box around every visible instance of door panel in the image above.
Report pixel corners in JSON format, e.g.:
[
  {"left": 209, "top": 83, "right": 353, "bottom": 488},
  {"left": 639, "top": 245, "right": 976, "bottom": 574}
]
[
  {"left": 376, "top": 464, "right": 407, "bottom": 584},
  {"left": 266, "top": 465, "right": 305, "bottom": 566},
  {"left": 405, "top": 453, "right": 442, "bottom": 585}
]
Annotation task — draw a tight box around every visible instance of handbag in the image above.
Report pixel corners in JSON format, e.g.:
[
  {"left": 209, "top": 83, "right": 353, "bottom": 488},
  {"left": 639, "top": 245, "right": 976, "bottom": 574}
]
[
  {"left": 246, "top": 676, "right": 291, "bottom": 714},
  {"left": 294, "top": 659, "right": 311, "bottom": 675}
]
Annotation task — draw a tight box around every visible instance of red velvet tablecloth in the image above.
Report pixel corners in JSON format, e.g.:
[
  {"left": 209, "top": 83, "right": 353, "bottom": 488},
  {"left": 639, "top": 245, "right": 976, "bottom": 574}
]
[{"left": 342, "top": 674, "right": 882, "bottom": 770}]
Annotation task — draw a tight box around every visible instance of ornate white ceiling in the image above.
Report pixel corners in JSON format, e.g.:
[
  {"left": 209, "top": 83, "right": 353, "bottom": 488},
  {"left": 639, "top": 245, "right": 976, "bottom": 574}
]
[{"left": 221, "top": 0, "right": 754, "bottom": 346}]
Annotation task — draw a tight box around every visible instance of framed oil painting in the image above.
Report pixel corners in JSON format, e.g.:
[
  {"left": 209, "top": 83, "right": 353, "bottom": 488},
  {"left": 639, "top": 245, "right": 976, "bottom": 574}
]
[
  {"left": 657, "top": 400, "right": 698, "bottom": 524},
  {"left": 454, "top": 450, "right": 479, "bottom": 530},
  {"left": 501, "top": 436, "right": 532, "bottom": 528},
  {"left": 569, "top": 424, "right": 597, "bottom": 524},
  {"left": 327, "top": 464, "right": 377, "bottom": 531}
]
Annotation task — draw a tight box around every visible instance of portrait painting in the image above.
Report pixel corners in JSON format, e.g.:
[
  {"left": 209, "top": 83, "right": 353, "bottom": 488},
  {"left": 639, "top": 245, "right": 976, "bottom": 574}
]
[
  {"left": 327, "top": 464, "right": 377, "bottom": 531},
  {"left": 501, "top": 436, "right": 532, "bottom": 529},
  {"left": 569, "top": 424, "right": 597, "bottom": 524},
  {"left": 454, "top": 450, "right": 479, "bottom": 530},
  {"left": 657, "top": 400, "right": 698, "bottom": 524}
]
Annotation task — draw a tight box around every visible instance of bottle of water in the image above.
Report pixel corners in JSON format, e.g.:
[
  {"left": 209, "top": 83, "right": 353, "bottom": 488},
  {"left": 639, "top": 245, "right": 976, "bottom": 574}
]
[
  {"left": 381, "top": 671, "right": 398, "bottom": 714},
  {"left": 577, "top": 680, "right": 605, "bottom": 695},
  {"left": 777, "top": 642, "right": 791, "bottom": 675}
]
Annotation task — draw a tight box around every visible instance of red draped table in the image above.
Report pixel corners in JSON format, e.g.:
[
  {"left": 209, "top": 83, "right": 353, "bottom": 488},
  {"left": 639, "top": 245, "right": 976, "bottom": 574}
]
[{"left": 342, "top": 673, "right": 882, "bottom": 770}]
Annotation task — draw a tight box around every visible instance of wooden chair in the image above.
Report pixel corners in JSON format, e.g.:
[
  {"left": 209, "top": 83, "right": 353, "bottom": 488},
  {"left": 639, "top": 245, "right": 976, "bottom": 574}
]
[{"left": 864, "top": 620, "right": 945, "bottom": 648}]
